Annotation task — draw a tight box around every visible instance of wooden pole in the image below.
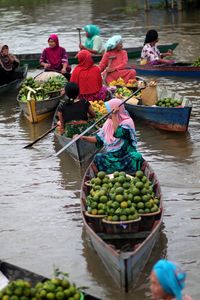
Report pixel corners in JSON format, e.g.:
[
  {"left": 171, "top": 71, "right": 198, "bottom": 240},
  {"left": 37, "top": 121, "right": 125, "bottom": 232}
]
[{"left": 144, "top": 0, "right": 150, "bottom": 11}]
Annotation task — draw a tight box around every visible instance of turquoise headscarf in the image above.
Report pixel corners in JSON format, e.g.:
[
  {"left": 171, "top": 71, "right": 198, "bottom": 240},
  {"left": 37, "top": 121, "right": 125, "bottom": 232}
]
[
  {"left": 84, "top": 24, "right": 100, "bottom": 49},
  {"left": 153, "top": 259, "right": 186, "bottom": 300},
  {"left": 105, "top": 35, "right": 122, "bottom": 51}
]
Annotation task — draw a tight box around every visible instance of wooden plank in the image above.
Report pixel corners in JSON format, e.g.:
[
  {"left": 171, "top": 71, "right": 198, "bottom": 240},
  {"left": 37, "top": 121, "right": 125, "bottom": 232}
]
[{"left": 97, "top": 231, "right": 151, "bottom": 240}]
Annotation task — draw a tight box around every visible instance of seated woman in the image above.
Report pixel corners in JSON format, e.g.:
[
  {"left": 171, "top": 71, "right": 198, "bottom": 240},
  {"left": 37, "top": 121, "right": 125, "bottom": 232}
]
[
  {"left": 57, "top": 82, "right": 95, "bottom": 137},
  {"left": 150, "top": 259, "right": 192, "bottom": 300},
  {"left": 40, "top": 34, "right": 71, "bottom": 80},
  {"left": 0, "top": 44, "right": 20, "bottom": 85},
  {"left": 79, "top": 98, "right": 143, "bottom": 174},
  {"left": 99, "top": 35, "right": 136, "bottom": 85},
  {"left": 79, "top": 24, "right": 104, "bottom": 55},
  {"left": 141, "top": 29, "right": 174, "bottom": 65},
  {"left": 70, "top": 50, "right": 108, "bottom": 101}
]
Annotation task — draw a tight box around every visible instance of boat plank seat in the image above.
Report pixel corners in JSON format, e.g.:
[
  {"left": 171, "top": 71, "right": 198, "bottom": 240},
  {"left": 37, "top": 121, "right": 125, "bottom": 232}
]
[{"left": 97, "top": 231, "right": 150, "bottom": 240}]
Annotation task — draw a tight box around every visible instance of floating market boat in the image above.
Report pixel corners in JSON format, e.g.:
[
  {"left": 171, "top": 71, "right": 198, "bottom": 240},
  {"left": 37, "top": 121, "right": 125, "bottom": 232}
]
[
  {"left": 0, "top": 65, "right": 28, "bottom": 95},
  {"left": 125, "top": 99, "right": 192, "bottom": 132},
  {"left": 53, "top": 110, "right": 99, "bottom": 163},
  {"left": 0, "top": 260, "right": 100, "bottom": 300},
  {"left": 131, "top": 62, "right": 200, "bottom": 77},
  {"left": 17, "top": 43, "right": 178, "bottom": 68},
  {"left": 80, "top": 160, "right": 163, "bottom": 292}
]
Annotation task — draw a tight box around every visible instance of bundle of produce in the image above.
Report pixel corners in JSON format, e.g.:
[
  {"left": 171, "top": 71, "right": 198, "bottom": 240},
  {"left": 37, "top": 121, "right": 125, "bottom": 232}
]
[
  {"left": 18, "top": 75, "right": 67, "bottom": 102},
  {"left": 192, "top": 57, "right": 200, "bottom": 67},
  {"left": 156, "top": 97, "right": 182, "bottom": 107},
  {"left": 0, "top": 272, "right": 83, "bottom": 300},
  {"left": 114, "top": 86, "right": 133, "bottom": 99},
  {"left": 89, "top": 100, "right": 107, "bottom": 128},
  {"left": 85, "top": 170, "right": 160, "bottom": 222},
  {"left": 109, "top": 77, "right": 138, "bottom": 88}
]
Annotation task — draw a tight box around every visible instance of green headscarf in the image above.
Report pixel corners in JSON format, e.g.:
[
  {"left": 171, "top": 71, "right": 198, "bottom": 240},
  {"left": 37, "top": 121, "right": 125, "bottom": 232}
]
[{"left": 84, "top": 24, "right": 100, "bottom": 49}]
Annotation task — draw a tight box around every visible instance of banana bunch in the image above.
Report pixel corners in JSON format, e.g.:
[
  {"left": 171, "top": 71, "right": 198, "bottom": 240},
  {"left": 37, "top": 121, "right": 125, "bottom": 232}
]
[{"left": 89, "top": 100, "right": 107, "bottom": 114}]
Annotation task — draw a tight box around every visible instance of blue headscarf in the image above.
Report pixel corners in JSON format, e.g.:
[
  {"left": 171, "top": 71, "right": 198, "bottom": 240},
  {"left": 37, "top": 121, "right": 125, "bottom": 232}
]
[
  {"left": 153, "top": 259, "right": 186, "bottom": 300},
  {"left": 105, "top": 35, "right": 122, "bottom": 51},
  {"left": 84, "top": 24, "right": 100, "bottom": 49}
]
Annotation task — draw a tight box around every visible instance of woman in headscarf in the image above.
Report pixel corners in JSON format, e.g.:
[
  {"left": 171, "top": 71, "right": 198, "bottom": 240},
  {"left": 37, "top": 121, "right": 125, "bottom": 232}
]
[
  {"left": 141, "top": 29, "right": 175, "bottom": 65},
  {"left": 150, "top": 259, "right": 192, "bottom": 300},
  {"left": 40, "top": 34, "right": 71, "bottom": 80},
  {"left": 99, "top": 35, "right": 136, "bottom": 84},
  {"left": 70, "top": 50, "right": 108, "bottom": 101},
  {"left": 57, "top": 82, "right": 95, "bottom": 136},
  {"left": 79, "top": 98, "right": 143, "bottom": 174},
  {"left": 79, "top": 24, "right": 104, "bottom": 54},
  {"left": 0, "top": 44, "right": 20, "bottom": 85}
]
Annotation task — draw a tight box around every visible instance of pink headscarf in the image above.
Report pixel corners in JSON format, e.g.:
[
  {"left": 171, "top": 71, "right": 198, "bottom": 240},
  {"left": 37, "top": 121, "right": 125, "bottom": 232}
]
[
  {"left": 44, "top": 34, "right": 67, "bottom": 69},
  {"left": 97, "top": 98, "right": 137, "bottom": 152}
]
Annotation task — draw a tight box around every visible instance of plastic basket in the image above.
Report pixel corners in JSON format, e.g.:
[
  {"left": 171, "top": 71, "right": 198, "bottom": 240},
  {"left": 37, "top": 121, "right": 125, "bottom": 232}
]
[
  {"left": 85, "top": 211, "right": 106, "bottom": 232},
  {"left": 102, "top": 217, "right": 141, "bottom": 234},
  {"left": 139, "top": 208, "right": 161, "bottom": 231}
]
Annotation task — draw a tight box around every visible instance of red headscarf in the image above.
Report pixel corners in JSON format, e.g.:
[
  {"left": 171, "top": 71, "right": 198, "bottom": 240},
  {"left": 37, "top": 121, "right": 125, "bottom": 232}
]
[
  {"left": 44, "top": 34, "right": 68, "bottom": 69},
  {"left": 70, "top": 50, "right": 102, "bottom": 95}
]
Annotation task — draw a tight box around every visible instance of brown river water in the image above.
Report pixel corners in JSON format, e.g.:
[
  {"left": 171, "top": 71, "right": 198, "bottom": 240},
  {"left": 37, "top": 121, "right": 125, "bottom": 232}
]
[{"left": 0, "top": 0, "right": 200, "bottom": 299}]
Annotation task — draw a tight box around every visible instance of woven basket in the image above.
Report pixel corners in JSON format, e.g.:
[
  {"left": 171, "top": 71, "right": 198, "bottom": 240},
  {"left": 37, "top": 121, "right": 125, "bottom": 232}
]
[
  {"left": 139, "top": 208, "right": 161, "bottom": 231},
  {"left": 85, "top": 211, "right": 106, "bottom": 232},
  {"left": 102, "top": 217, "right": 141, "bottom": 234}
]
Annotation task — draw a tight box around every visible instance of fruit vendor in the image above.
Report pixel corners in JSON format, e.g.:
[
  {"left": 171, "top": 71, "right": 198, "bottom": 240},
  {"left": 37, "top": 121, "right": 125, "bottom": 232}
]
[
  {"left": 99, "top": 35, "right": 137, "bottom": 84},
  {"left": 80, "top": 98, "right": 144, "bottom": 174},
  {"left": 40, "top": 34, "right": 71, "bottom": 80},
  {"left": 79, "top": 24, "right": 104, "bottom": 55},
  {"left": 141, "top": 29, "right": 175, "bottom": 65},
  {"left": 0, "top": 44, "right": 20, "bottom": 85},
  {"left": 70, "top": 50, "right": 109, "bottom": 101},
  {"left": 57, "top": 82, "right": 96, "bottom": 136},
  {"left": 150, "top": 259, "right": 192, "bottom": 300}
]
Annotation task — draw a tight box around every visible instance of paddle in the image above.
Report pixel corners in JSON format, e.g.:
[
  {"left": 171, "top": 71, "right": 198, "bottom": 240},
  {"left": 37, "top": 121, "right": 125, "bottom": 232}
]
[
  {"left": 76, "top": 27, "right": 82, "bottom": 44},
  {"left": 102, "top": 56, "right": 115, "bottom": 85},
  {"left": 23, "top": 125, "right": 58, "bottom": 149},
  {"left": 54, "top": 87, "right": 144, "bottom": 157}
]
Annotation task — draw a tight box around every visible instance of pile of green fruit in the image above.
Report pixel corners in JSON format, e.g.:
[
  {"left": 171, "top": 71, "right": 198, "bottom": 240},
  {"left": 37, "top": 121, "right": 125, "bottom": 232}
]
[
  {"left": 114, "top": 86, "right": 132, "bottom": 99},
  {"left": 0, "top": 277, "right": 82, "bottom": 300},
  {"left": 156, "top": 97, "right": 182, "bottom": 107},
  {"left": 19, "top": 76, "right": 67, "bottom": 102},
  {"left": 86, "top": 170, "right": 160, "bottom": 222},
  {"left": 192, "top": 57, "right": 200, "bottom": 67}
]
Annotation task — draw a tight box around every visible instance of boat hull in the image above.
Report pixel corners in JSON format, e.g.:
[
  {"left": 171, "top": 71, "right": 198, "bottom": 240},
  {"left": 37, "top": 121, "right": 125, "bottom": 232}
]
[
  {"left": 17, "top": 43, "right": 178, "bottom": 68},
  {"left": 81, "top": 161, "right": 163, "bottom": 292},
  {"left": 0, "top": 65, "right": 28, "bottom": 95},
  {"left": 17, "top": 96, "right": 61, "bottom": 123},
  {"left": 132, "top": 63, "right": 200, "bottom": 77},
  {"left": 125, "top": 103, "right": 192, "bottom": 132}
]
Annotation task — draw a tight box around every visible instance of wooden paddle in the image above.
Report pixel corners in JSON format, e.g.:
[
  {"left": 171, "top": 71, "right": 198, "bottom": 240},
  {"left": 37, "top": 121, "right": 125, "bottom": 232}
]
[
  {"left": 102, "top": 56, "right": 116, "bottom": 85},
  {"left": 54, "top": 87, "right": 144, "bottom": 157},
  {"left": 76, "top": 27, "right": 82, "bottom": 44},
  {"left": 23, "top": 125, "right": 58, "bottom": 149}
]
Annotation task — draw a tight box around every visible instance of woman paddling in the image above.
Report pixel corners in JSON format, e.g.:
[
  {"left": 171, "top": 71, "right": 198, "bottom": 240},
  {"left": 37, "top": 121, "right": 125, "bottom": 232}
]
[
  {"left": 99, "top": 35, "right": 136, "bottom": 85},
  {"left": 150, "top": 259, "right": 192, "bottom": 300},
  {"left": 0, "top": 44, "right": 20, "bottom": 85},
  {"left": 40, "top": 34, "right": 71, "bottom": 80},
  {"left": 79, "top": 98, "right": 143, "bottom": 174}
]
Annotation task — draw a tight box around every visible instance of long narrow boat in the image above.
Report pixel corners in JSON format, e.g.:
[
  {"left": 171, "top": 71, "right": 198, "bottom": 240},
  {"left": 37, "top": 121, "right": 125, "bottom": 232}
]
[
  {"left": 125, "top": 100, "right": 192, "bottom": 132},
  {"left": 53, "top": 110, "right": 98, "bottom": 163},
  {"left": 0, "top": 260, "right": 100, "bottom": 300},
  {"left": 80, "top": 160, "right": 163, "bottom": 292},
  {"left": 17, "top": 95, "right": 61, "bottom": 123},
  {"left": 17, "top": 43, "right": 178, "bottom": 68},
  {"left": 0, "top": 65, "right": 28, "bottom": 95},
  {"left": 131, "top": 62, "right": 200, "bottom": 77}
]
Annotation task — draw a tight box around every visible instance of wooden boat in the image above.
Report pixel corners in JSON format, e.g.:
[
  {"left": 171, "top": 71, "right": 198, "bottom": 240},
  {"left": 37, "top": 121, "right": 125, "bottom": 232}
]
[
  {"left": 125, "top": 100, "right": 192, "bottom": 132},
  {"left": 81, "top": 160, "right": 163, "bottom": 292},
  {"left": 17, "top": 43, "right": 178, "bottom": 68},
  {"left": 53, "top": 110, "right": 99, "bottom": 163},
  {"left": 0, "top": 64, "right": 28, "bottom": 95},
  {"left": 131, "top": 62, "right": 200, "bottom": 77},
  {"left": 17, "top": 95, "right": 61, "bottom": 123},
  {"left": 0, "top": 260, "right": 100, "bottom": 300}
]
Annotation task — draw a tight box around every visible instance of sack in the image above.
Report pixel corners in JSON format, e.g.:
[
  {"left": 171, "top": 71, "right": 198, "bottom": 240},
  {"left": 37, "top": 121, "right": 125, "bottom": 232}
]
[
  {"left": 141, "top": 81, "right": 158, "bottom": 106},
  {"left": 35, "top": 71, "right": 65, "bottom": 82}
]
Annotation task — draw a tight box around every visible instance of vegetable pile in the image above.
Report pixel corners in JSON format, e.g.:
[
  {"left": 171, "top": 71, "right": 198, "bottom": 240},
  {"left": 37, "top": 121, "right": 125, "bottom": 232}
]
[
  {"left": 192, "top": 57, "right": 200, "bottom": 67},
  {"left": 156, "top": 97, "right": 182, "bottom": 107}
]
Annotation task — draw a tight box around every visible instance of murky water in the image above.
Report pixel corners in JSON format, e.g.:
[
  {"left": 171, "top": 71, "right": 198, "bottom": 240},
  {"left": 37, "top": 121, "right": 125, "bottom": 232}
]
[{"left": 0, "top": 1, "right": 200, "bottom": 299}]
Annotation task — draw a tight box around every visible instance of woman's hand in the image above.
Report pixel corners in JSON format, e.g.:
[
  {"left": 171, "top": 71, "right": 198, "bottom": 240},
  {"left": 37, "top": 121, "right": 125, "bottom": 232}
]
[
  {"left": 112, "top": 107, "right": 119, "bottom": 114},
  {"left": 43, "top": 63, "right": 50, "bottom": 69},
  {"left": 61, "top": 67, "right": 67, "bottom": 74},
  {"left": 79, "top": 44, "right": 86, "bottom": 50},
  {"left": 60, "top": 88, "right": 65, "bottom": 96},
  {"left": 107, "top": 67, "right": 115, "bottom": 73}
]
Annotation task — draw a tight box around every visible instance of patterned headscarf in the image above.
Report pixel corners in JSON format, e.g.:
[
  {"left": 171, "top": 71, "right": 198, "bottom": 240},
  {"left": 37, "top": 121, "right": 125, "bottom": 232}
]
[
  {"left": 105, "top": 35, "right": 123, "bottom": 51},
  {"left": 153, "top": 259, "right": 186, "bottom": 300}
]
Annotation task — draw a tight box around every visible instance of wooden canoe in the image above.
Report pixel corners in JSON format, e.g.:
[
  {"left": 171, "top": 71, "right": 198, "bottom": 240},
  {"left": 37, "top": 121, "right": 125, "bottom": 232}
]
[
  {"left": 0, "top": 260, "right": 101, "bottom": 300},
  {"left": 131, "top": 62, "right": 200, "bottom": 77},
  {"left": 80, "top": 160, "right": 163, "bottom": 292},
  {"left": 17, "top": 95, "right": 61, "bottom": 123},
  {"left": 53, "top": 110, "right": 99, "bottom": 163},
  {"left": 125, "top": 100, "right": 192, "bottom": 132},
  {"left": 17, "top": 43, "right": 178, "bottom": 68},
  {"left": 0, "top": 64, "right": 28, "bottom": 95}
]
